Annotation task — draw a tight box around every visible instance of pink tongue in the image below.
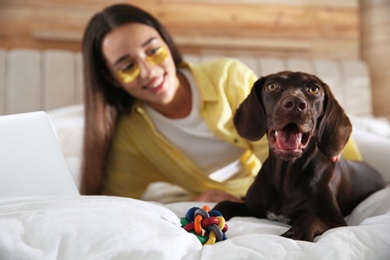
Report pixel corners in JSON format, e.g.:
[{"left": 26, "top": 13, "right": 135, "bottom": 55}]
[{"left": 276, "top": 129, "right": 302, "bottom": 150}]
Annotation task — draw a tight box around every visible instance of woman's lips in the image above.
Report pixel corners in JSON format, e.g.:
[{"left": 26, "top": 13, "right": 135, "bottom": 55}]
[{"left": 143, "top": 75, "right": 166, "bottom": 93}]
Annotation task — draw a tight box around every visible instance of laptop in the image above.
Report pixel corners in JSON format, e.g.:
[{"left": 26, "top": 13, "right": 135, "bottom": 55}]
[{"left": 0, "top": 111, "right": 80, "bottom": 196}]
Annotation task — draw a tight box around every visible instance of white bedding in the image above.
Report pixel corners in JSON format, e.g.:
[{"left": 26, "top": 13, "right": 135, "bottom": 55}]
[{"left": 1, "top": 186, "right": 390, "bottom": 259}]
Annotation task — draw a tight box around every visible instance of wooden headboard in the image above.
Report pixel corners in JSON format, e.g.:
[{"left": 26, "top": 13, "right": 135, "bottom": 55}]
[
  {"left": 0, "top": 49, "right": 84, "bottom": 114},
  {"left": 0, "top": 48, "right": 373, "bottom": 118}
]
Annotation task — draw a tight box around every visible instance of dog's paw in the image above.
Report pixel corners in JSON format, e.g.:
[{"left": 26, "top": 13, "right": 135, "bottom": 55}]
[
  {"left": 212, "top": 201, "right": 248, "bottom": 221},
  {"left": 281, "top": 227, "right": 314, "bottom": 242}
]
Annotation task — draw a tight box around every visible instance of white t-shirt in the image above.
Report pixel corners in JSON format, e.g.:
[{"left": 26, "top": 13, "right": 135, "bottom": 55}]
[{"left": 144, "top": 68, "right": 245, "bottom": 182}]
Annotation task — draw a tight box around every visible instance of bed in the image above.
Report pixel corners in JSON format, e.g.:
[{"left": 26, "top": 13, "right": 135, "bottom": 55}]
[{"left": 1, "top": 48, "right": 390, "bottom": 259}]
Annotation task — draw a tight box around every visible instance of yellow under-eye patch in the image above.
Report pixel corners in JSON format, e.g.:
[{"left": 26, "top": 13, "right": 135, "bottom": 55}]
[
  {"left": 117, "top": 65, "right": 141, "bottom": 84},
  {"left": 116, "top": 46, "right": 169, "bottom": 84},
  {"left": 145, "top": 46, "right": 168, "bottom": 65}
]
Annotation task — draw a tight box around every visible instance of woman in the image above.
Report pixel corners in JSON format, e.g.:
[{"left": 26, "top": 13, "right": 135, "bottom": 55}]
[{"left": 80, "top": 3, "right": 361, "bottom": 202}]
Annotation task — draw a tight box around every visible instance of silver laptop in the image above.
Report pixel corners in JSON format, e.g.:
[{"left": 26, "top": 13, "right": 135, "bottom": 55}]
[{"left": 0, "top": 111, "right": 80, "bottom": 196}]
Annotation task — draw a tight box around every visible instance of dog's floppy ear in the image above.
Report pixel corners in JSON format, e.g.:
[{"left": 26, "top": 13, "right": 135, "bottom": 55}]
[
  {"left": 233, "top": 77, "right": 267, "bottom": 141},
  {"left": 317, "top": 82, "right": 352, "bottom": 157}
]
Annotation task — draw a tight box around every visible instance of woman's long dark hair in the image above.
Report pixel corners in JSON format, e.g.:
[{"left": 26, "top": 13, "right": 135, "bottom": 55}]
[{"left": 80, "top": 3, "right": 183, "bottom": 195}]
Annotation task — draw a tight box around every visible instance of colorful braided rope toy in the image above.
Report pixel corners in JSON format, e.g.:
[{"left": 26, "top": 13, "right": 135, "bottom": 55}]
[{"left": 180, "top": 205, "right": 228, "bottom": 245}]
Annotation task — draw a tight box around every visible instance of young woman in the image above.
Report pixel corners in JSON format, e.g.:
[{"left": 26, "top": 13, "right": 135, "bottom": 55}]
[{"left": 80, "top": 3, "right": 361, "bottom": 202}]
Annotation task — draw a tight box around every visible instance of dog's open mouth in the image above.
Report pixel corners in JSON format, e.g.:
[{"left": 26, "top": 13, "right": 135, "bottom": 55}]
[{"left": 268, "top": 123, "right": 311, "bottom": 160}]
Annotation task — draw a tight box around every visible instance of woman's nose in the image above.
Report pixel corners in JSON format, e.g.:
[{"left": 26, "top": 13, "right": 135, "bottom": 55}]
[{"left": 138, "top": 59, "right": 155, "bottom": 79}]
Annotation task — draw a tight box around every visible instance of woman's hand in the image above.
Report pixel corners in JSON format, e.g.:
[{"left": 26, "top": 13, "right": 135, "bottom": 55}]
[{"left": 191, "top": 190, "right": 243, "bottom": 203}]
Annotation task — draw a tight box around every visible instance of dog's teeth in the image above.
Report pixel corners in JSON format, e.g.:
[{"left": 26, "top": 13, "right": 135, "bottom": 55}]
[{"left": 275, "top": 130, "right": 278, "bottom": 136}]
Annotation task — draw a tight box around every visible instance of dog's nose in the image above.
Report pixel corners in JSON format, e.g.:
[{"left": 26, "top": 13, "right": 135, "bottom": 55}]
[{"left": 283, "top": 96, "right": 307, "bottom": 112}]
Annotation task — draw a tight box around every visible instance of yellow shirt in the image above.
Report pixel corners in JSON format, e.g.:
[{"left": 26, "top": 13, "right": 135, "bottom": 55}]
[{"left": 102, "top": 58, "right": 362, "bottom": 199}]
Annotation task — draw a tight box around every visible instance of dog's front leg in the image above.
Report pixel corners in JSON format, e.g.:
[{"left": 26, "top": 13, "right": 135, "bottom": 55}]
[
  {"left": 281, "top": 213, "right": 347, "bottom": 242},
  {"left": 212, "top": 201, "right": 253, "bottom": 221}
]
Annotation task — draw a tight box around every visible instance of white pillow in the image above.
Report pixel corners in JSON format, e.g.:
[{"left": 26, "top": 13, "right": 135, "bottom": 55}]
[
  {"left": 47, "top": 104, "right": 84, "bottom": 188},
  {"left": 0, "top": 196, "right": 201, "bottom": 259}
]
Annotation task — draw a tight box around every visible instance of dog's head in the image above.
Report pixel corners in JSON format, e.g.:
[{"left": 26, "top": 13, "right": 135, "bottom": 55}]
[{"left": 234, "top": 71, "right": 352, "bottom": 161}]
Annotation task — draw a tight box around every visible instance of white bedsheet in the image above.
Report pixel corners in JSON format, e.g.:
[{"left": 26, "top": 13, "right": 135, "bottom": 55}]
[{"left": 1, "top": 186, "right": 389, "bottom": 260}]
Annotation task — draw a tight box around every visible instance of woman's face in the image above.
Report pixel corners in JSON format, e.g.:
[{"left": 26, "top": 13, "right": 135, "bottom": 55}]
[{"left": 102, "top": 23, "right": 179, "bottom": 106}]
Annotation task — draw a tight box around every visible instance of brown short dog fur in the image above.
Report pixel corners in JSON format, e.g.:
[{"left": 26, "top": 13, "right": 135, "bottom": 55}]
[{"left": 214, "top": 71, "right": 385, "bottom": 242}]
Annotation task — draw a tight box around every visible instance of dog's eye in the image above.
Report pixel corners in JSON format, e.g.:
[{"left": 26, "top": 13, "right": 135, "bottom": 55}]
[
  {"left": 266, "top": 83, "right": 278, "bottom": 91},
  {"left": 308, "top": 85, "right": 320, "bottom": 95}
]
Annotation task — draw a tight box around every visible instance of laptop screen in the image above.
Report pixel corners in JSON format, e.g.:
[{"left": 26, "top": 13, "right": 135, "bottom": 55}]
[{"left": 0, "top": 111, "right": 80, "bottom": 196}]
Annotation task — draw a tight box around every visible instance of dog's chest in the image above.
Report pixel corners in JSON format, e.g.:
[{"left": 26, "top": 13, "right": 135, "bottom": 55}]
[{"left": 266, "top": 211, "right": 291, "bottom": 224}]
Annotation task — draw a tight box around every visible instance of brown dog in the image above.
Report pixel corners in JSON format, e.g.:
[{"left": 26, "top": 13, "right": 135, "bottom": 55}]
[{"left": 214, "top": 71, "right": 385, "bottom": 242}]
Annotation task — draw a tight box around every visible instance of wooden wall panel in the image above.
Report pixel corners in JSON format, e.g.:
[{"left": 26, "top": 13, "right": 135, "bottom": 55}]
[
  {"left": 360, "top": 0, "right": 390, "bottom": 119},
  {"left": 0, "top": 0, "right": 359, "bottom": 59}
]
